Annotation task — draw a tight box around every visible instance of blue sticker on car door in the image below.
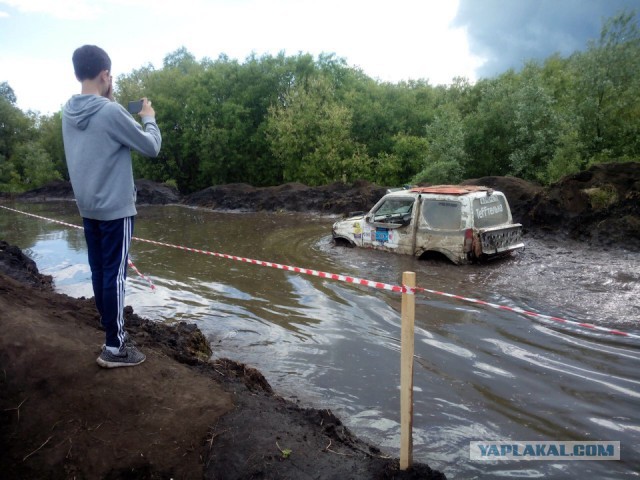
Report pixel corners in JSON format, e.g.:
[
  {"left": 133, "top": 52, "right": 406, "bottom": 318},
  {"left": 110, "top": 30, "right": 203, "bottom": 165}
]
[{"left": 375, "top": 228, "right": 389, "bottom": 243}]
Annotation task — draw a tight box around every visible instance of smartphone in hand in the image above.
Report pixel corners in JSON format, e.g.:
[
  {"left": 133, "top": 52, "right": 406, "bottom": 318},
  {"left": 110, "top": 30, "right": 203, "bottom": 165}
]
[{"left": 127, "top": 100, "right": 143, "bottom": 114}]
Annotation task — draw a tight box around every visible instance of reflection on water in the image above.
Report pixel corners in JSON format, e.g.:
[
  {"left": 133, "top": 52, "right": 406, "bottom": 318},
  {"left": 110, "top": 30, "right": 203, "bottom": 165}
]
[{"left": 2, "top": 201, "right": 639, "bottom": 479}]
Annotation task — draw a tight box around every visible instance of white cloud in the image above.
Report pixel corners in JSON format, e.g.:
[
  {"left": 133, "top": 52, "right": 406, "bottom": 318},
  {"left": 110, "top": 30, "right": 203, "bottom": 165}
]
[
  {"left": 144, "top": 0, "right": 483, "bottom": 85},
  {"left": 0, "top": 0, "right": 103, "bottom": 20},
  {"left": 1, "top": 54, "right": 77, "bottom": 113},
  {"left": 0, "top": 0, "right": 486, "bottom": 113}
]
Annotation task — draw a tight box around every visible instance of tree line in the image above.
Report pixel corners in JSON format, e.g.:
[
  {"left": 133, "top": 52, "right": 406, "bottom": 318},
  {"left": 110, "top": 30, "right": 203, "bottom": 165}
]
[{"left": 1, "top": 11, "right": 638, "bottom": 194}]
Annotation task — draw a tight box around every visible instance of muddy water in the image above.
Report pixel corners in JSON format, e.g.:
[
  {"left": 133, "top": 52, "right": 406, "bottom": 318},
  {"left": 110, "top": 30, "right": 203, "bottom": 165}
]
[{"left": 2, "top": 202, "right": 639, "bottom": 479}]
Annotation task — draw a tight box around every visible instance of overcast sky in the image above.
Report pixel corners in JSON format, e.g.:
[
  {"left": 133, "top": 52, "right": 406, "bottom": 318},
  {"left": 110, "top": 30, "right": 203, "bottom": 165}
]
[
  {"left": 0, "top": 0, "right": 636, "bottom": 115},
  {"left": 455, "top": 0, "right": 638, "bottom": 77}
]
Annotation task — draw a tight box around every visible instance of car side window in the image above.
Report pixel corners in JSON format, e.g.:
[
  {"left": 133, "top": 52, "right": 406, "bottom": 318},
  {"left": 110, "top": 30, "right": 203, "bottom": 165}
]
[
  {"left": 372, "top": 198, "right": 414, "bottom": 224},
  {"left": 421, "top": 200, "right": 462, "bottom": 229}
]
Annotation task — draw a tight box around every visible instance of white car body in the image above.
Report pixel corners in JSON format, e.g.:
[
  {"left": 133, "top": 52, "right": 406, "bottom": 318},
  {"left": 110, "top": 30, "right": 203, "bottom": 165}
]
[{"left": 332, "top": 185, "right": 524, "bottom": 264}]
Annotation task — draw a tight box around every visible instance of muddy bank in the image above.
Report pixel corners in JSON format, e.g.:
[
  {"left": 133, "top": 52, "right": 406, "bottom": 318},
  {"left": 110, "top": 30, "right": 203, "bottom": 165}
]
[
  {"left": 13, "top": 162, "right": 640, "bottom": 248},
  {"left": 0, "top": 240, "right": 54, "bottom": 291},
  {"left": 15, "top": 178, "right": 181, "bottom": 206},
  {"left": 182, "top": 180, "right": 388, "bottom": 215},
  {"left": 526, "top": 162, "right": 640, "bottom": 248},
  {"left": 0, "top": 242, "right": 445, "bottom": 479}
]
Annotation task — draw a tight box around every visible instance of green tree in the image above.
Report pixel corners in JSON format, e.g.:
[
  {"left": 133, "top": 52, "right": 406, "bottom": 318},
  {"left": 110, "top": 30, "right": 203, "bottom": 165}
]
[
  {"left": 545, "top": 126, "right": 584, "bottom": 183},
  {"left": 266, "top": 75, "right": 362, "bottom": 185},
  {"left": 0, "top": 84, "right": 40, "bottom": 192},
  {"left": 346, "top": 78, "right": 436, "bottom": 160},
  {"left": 373, "top": 133, "right": 428, "bottom": 186},
  {"left": 572, "top": 10, "right": 640, "bottom": 161},
  {"left": 0, "top": 81, "right": 17, "bottom": 104},
  {"left": 413, "top": 103, "right": 467, "bottom": 184},
  {"left": 508, "top": 64, "right": 562, "bottom": 182},
  {"left": 0, "top": 93, "right": 33, "bottom": 163},
  {"left": 12, "top": 143, "right": 62, "bottom": 188},
  {"left": 0, "top": 156, "right": 21, "bottom": 192},
  {"left": 38, "top": 112, "right": 67, "bottom": 180},
  {"left": 117, "top": 57, "right": 196, "bottom": 190},
  {"left": 463, "top": 74, "right": 519, "bottom": 178}
]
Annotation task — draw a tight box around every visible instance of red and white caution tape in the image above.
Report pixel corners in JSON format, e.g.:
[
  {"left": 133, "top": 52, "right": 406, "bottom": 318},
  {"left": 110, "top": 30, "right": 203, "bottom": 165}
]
[
  {"left": 131, "top": 235, "right": 408, "bottom": 293},
  {"left": 2, "top": 205, "right": 638, "bottom": 340},
  {"left": 413, "top": 286, "right": 640, "bottom": 340},
  {"left": 126, "top": 259, "right": 156, "bottom": 291}
]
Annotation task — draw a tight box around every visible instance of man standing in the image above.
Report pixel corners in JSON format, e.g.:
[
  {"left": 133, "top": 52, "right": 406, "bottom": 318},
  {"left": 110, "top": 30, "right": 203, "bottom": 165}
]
[{"left": 62, "top": 45, "right": 161, "bottom": 368}]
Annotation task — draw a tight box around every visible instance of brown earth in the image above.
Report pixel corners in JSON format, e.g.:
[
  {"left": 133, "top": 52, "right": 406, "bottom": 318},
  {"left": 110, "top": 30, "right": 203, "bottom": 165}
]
[
  {"left": 526, "top": 162, "right": 640, "bottom": 248},
  {"left": 182, "top": 180, "right": 388, "bottom": 215},
  {"left": 0, "top": 241, "right": 445, "bottom": 480},
  {"left": 14, "top": 162, "right": 640, "bottom": 248},
  {"left": 15, "top": 179, "right": 181, "bottom": 206}
]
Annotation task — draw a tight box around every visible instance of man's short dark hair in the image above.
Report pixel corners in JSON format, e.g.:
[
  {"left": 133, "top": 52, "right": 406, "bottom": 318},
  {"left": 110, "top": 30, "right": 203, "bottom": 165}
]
[{"left": 72, "top": 45, "right": 111, "bottom": 81}]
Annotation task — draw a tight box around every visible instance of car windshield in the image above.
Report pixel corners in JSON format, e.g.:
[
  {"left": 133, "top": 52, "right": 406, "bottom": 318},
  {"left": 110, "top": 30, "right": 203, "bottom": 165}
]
[
  {"left": 421, "top": 200, "right": 462, "bottom": 229},
  {"left": 373, "top": 198, "right": 414, "bottom": 223},
  {"left": 472, "top": 195, "right": 510, "bottom": 227}
]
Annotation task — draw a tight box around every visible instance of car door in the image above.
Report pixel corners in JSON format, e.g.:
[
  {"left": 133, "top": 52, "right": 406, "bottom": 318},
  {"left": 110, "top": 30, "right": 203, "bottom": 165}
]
[
  {"left": 362, "top": 196, "right": 417, "bottom": 255},
  {"left": 416, "top": 197, "right": 467, "bottom": 263}
]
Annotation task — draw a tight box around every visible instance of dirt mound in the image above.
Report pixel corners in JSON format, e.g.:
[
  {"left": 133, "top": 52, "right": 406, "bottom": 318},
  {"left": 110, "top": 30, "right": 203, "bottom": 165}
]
[
  {"left": 207, "top": 393, "right": 444, "bottom": 480},
  {"left": 461, "top": 176, "right": 543, "bottom": 224},
  {"left": 0, "top": 242, "right": 446, "bottom": 479},
  {"left": 17, "top": 179, "right": 181, "bottom": 206},
  {"left": 527, "top": 162, "right": 640, "bottom": 247},
  {"left": 0, "top": 271, "right": 234, "bottom": 480},
  {"left": 134, "top": 179, "right": 181, "bottom": 205},
  {"left": 183, "top": 180, "right": 388, "bottom": 215},
  {"left": 0, "top": 240, "right": 54, "bottom": 290},
  {"left": 17, "top": 179, "right": 74, "bottom": 201}
]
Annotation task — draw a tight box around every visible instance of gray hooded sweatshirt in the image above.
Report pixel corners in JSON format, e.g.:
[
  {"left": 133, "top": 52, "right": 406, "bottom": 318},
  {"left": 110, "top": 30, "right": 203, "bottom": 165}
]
[{"left": 62, "top": 95, "right": 162, "bottom": 221}]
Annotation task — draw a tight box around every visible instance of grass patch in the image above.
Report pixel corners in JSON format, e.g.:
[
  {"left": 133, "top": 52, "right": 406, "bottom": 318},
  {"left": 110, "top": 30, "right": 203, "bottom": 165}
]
[{"left": 584, "top": 184, "right": 619, "bottom": 210}]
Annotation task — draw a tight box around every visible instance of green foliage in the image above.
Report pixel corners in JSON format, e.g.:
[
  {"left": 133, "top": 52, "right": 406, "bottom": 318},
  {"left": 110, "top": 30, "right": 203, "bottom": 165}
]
[
  {"left": 508, "top": 65, "right": 562, "bottom": 182},
  {"left": 372, "top": 132, "right": 430, "bottom": 186},
  {"left": 544, "top": 127, "right": 584, "bottom": 183},
  {"left": 462, "top": 74, "right": 519, "bottom": 178},
  {"left": 0, "top": 93, "right": 46, "bottom": 192},
  {"left": 276, "top": 442, "right": 292, "bottom": 459},
  {"left": 163, "top": 179, "right": 178, "bottom": 189},
  {"left": 413, "top": 104, "right": 466, "bottom": 184},
  {"left": 0, "top": 81, "right": 17, "bottom": 104},
  {"left": 4, "top": 10, "right": 640, "bottom": 193},
  {"left": 585, "top": 184, "right": 619, "bottom": 209},
  {"left": 12, "top": 143, "right": 62, "bottom": 188},
  {"left": 412, "top": 160, "right": 463, "bottom": 185},
  {"left": 571, "top": 11, "right": 640, "bottom": 160},
  {"left": 266, "top": 75, "right": 362, "bottom": 185},
  {"left": 0, "top": 155, "right": 22, "bottom": 192},
  {"left": 388, "top": 133, "right": 429, "bottom": 182},
  {"left": 281, "top": 449, "right": 292, "bottom": 459},
  {"left": 37, "top": 112, "right": 67, "bottom": 180},
  {"left": 0, "top": 95, "right": 34, "bottom": 162}
]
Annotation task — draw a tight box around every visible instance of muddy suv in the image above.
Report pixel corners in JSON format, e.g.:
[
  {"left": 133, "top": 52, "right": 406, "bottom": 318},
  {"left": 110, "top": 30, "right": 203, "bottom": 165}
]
[{"left": 332, "top": 185, "right": 524, "bottom": 264}]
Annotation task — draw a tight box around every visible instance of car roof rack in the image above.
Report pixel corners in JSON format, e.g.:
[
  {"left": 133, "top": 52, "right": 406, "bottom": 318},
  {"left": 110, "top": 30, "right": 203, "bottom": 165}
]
[{"left": 410, "top": 185, "right": 493, "bottom": 195}]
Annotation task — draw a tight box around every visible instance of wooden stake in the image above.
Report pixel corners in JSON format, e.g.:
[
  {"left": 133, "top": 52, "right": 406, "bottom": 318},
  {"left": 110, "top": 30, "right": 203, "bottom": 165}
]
[{"left": 400, "top": 271, "right": 415, "bottom": 470}]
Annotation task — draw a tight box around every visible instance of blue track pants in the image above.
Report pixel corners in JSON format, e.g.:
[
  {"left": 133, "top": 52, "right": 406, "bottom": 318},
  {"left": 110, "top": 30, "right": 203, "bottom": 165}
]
[{"left": 82, "top": 216, "right": 134, "bottom": 349}]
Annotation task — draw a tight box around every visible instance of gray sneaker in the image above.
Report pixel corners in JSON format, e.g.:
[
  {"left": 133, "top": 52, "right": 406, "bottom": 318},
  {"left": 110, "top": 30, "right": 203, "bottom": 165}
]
[{"left": 96, "top": 345, "right": 146, "bottom": 368}]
